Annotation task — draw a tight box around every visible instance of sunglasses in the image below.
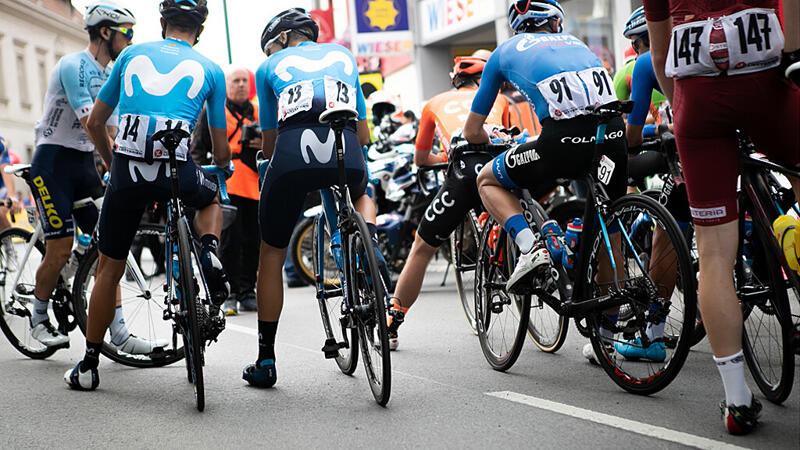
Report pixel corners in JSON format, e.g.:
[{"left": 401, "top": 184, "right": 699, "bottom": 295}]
[{"left": 109, "top": 26, "right": 134, "bottom": 40}]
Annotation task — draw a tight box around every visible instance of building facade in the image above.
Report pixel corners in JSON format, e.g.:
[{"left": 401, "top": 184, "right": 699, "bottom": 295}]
[{"left": 0, "top": 0, "right": 87, "bottom": 163}]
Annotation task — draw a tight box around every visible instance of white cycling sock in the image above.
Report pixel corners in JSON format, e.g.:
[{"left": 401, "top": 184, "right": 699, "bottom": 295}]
[
  {"left": 32, "top": 296, "right": 49, "bottom": 327},
  {"left": 109, "top": 306, "right": 131, "bottom": 346},
  {"left": 713, "top": 350, "right": 752, "bottom": 407},
  {"left": 514, "top": 228, "right": 535, "bottom": 255},
  {"left": 646, "top": 321, "right": 665, "bottom": 340}
]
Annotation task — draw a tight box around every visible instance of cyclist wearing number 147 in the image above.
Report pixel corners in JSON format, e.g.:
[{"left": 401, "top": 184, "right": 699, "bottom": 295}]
[
  {"left": 465, "top": 0, "right": 628, "bottom": 292},
  {"left": 244, "top": 8, "right": 379, "bottom": 388},
  {"left": 64, "top": 0, "right": 232, "bottom": 391}
]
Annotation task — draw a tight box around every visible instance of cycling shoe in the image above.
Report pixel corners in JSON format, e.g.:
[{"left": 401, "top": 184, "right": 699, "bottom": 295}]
[
  {"left": 242, "top": 359, "right": 277, "bottom": 388},
  {"left": 614, "top": 337, "right": 666, "bottom": 362},
  {"left": 64, "top": 361, "right": 99, "bottom": 391},
  {"left": 201, "top": 250, "right": 230, "bottom": 306}
]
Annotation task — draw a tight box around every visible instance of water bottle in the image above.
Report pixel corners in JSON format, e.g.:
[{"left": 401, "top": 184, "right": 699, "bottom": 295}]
[
  {"left": 330, "top": 230, "right": 343, "bottom": 271},
  {"left": 742, "top": 215, "right": 754, "bottom": 262},
  {"left": 540, "top": 219, "right": 564, "bottom": 263},
  {"left": 62, "top": 233, "right": 92, "bottom": 279},
  {"left": 773, "top": 215, "right": 800, "bottom": 272},
  {"left": 563, "top": 219, "right": 582, "bottom": 269}
]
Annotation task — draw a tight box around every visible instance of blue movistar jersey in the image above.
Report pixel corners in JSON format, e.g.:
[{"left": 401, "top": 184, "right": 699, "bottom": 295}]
[
  {"left": 98, "top": 38, "right": 226, "bottom": 161},
  {"left": 472, "top": 33, "right": 615, "bottom": 121},
  {"left": 256, "top": 41, "right": 366, "bottom": 131},
  {"left": 628, "top": 51, "right": 663, "bottom": 127},
  {"left": 35, "top": 50, "right": 116, "bottom": 152},
  {"left": 0, "top": 136, "right": 9, "bottom": 191}
]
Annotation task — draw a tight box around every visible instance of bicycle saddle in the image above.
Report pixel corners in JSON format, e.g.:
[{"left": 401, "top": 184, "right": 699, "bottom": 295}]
[
  {"left": 151, "top": 128, "right": 191, "bottom": 151},
  {"left": 319, "top": 106, "right": 359, "bottom": 125},
  {"left": 586, "top": 100, "right": 634, "bottom": 115}
]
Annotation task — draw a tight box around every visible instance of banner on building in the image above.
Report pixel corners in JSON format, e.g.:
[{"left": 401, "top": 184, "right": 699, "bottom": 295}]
[
  {"left": 350, "top": 0, "right": 413, "bottom": 57},
  {"left": 419, "top": 0, "right": 496, "bottom": 45},
  {"left": 310, "top": 9, "right": 335, "bottom": 44}
]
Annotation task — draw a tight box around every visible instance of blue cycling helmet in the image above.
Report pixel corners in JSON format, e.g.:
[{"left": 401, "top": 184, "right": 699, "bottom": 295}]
[
  {"left": 507, "top": 0, "right": 565, "bottom": 33},
  {"left": 623, "top": 6, "right": 647, "bottom": 39}
]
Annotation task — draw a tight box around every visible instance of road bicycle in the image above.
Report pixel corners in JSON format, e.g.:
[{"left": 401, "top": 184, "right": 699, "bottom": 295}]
[
  {"left": 468, "top": 101, "right": 697, "bottom": 395},
  {"left": 312, "top": 106, "right": 392, "bottom": 406}
]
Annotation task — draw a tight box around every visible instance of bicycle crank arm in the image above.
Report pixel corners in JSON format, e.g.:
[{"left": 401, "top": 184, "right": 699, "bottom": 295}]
[{"left": 561, "top": 293, "right": 631, "bottom": 319}]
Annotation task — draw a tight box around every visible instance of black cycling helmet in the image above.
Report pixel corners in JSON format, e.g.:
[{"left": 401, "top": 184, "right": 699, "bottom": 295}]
[
  {"left": 160, "top": 0, "right": 208, "bottom": 26},
  {"left": 261, "top": 8, "right": 319, "bottom": 52}
]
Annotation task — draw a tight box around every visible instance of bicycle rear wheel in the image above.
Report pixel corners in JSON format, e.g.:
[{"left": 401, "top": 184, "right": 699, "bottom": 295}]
[
  {"left": 0, "top": 227, "right": 57, "bottom": 359},
  {"left": 313, "top": 214, "right": 358, "bottom": 374},
  {"left": 288, "top": 216, "right": 316, "bottom": 286},
  {"left": 348, "top": 213, "right": 391, "bottom": 405},
  {"left": 586, "top": 195, "right": 696, "bottom": 395},
  {"left": 72, "top": 224, "right": 183, "bottom": 368},
  {"left": 475, "top": 217, "right": 530, "bottom": 371},
  {"left": 452, "top": 212, "right": 480, "bottom": 335},
  {"left": 177, "top": 219, "right": 204, "bottom": 411}
]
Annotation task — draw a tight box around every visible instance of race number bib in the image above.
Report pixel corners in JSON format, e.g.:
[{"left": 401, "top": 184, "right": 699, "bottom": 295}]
[
  {"left": 537, "top": 72, "right": 588, "bottom": 120},
  {"left": 116, "top": 114, "right": 150, "bottom": 159},
  {"left": 665, "top": 8, "right": 783, "bottom": 78},
  {"left": 278, "top": 80, "right": 313, "bottom": 122},
  {"left": 324, "top": 76, "right": 356, "bottom": 111},
  {"left": 577, "top": 67, "right": 617, "bottom": 106},
  {"left": 597, "top": 155, "right": 615, "bottom": 186},
  {"left": 152, "top": 117, "right": 191, "bottom": 161}
]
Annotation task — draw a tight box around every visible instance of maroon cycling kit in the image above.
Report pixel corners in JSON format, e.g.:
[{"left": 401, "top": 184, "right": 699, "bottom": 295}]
[{"left": 644, "top": 0, "right": 800, "bottom": 226}]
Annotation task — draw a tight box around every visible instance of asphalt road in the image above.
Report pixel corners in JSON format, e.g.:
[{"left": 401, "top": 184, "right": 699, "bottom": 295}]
[{"left": 1, "top": 265, "right": 798, "bottom": 449}]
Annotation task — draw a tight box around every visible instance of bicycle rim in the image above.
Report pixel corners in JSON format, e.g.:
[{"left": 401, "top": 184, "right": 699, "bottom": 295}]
[
  {"left": 349, "top": 213, "right": 391, "bottom": 405},
  {"left": 453, "top": 213, "right": 480, "bottom": 335},
  {"left": 289, "top": 216, "right": 317, "bottom": 286},
  {"left": 178, "top": 219, "right": 204, "bottom": 411},
  {"left": 587, "top": 195, "right": 696, "bottom": 395},
  {"left": 0, "top": 227, "right": 57, "bottom": 359}
]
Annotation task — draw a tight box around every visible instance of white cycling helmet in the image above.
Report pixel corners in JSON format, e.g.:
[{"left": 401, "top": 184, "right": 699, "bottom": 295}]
[
  {"left": 507, "top": 0, "right": 565, "bottom": 33},
  {"left": 83, "top": 1, "right": 137, "bottom": 29},
  {"left": 623, "top": 6, "right": 647, "bottom": 39}
]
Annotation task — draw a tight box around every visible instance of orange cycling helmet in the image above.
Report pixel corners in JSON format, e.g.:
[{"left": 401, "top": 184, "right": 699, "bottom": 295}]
[{"left": 451, "top": 56, "right": 486, "bottom": 78}]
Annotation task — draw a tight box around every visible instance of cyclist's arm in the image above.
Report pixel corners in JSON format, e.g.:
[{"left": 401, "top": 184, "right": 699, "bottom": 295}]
[
  {"left": 260, "top": 129, "right": 277, "bottom": 159},
  {"left": 627, "top": 53, "right": 661, "bottom": 148},
  {"left": 86, "top": 99, "right": 115, "bottom": 168},
  {"left": 643, "top": 2, "right": 674, "bottom": 103},
  {"left": 465, "top": 51, "right": 502, "bottom": 144},
  {"left": 207, "top": 66, "right": 231, "bottom": 168},
  {"left": 255, "top": 60, "right": 278, "bottom": 160},
  {"left": 414, "top": 102, "right": 445, "bottom": 166},
  {"left": 786, "top": 0, "right": 799, "bottom": 53},
  {"left": 357, "top": 119, "right": 370, "bottom": 146}
]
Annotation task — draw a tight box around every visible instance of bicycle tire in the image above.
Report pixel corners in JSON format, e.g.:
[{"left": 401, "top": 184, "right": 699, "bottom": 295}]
[
  {"left": 177, "top": 219, "right": 205, "bottom": 412},
  {"left": 586, "top": 194, "right": 696, "bottom": 395},
  {"left": 348, "top": 213, "right": 391, "bottom": 405},
  {"left": 0, "top": 227, "right": 57, "bottom": 359},
  {"left": 452, "top": 212, "right": 480, "bottom": 335},
  {"left": 288, "top": 216, "right": 317, "bottom": 286},
  {"left": 523, "top": 199, "right": 569, "bottom": 353},
  {"left": 475, "top": 216, "right": 531, "bottom": 371},
  {"left": 740, "top": 206, "right": 794, "bottom": 404},
  {"left": 313, "top": 214, "right": 358, "bottom": 375},
  {"left": 72, "top": 224, "right": 184, "bottom": 368}
]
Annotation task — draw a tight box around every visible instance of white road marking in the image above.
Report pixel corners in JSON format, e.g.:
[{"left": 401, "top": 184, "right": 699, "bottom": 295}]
[
  {"left": 225, "top": 323, "right": 317, "bottom": 355},
  {"left": 487, "top": 391, "right": 747, "bottom": 450}
]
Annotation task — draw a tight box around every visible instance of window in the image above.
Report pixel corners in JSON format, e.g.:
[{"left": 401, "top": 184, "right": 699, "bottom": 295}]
[
  {"left": 0, "top": 34, "right": 7, "bottom": 103},
  {"left": 36, "top": 49, "right": 48, "bottom": 101},
  {"left": 14, "top": 41, "right": 30, "bottom": 109}
]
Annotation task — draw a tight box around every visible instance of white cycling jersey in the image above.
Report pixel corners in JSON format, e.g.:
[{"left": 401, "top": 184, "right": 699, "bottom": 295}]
[{"left": 34, "top": 49, "right": 117, "bottom": 152}]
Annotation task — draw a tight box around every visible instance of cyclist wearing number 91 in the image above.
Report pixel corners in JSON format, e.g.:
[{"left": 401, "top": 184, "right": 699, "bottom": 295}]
[
  {"left": 465, "top": 0, "right": 628, "bottom": 293},
  {"left": 65, "top": 0, "right": 232, "bottom": 391},
  {"left": 244, "top": 8, "right": 377, "bottom": 388},
  {"left": 644, "top": 0, "right": 800, "bottom": 435}
]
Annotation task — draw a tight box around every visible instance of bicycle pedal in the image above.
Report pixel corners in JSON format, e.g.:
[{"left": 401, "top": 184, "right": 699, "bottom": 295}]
[{"left": 322, "top": 338, "right": 339, "bottom": 359}]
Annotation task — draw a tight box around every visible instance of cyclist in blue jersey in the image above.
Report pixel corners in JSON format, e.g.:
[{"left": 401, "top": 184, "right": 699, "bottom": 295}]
[
  {"left": 65, "top": 0, "right": 232, "bottom": 391},
  {"left": 464, "top": 0, "right": 627, "bottom": 294},
  {"left": 28, "top": 1, "right": 145, "bottom": 351},
  {"left": 243, "top": 8, "right": 376, "bottom": 388},
  {"left": 0, "top": 136, "right": 21, "bottom": 237}
]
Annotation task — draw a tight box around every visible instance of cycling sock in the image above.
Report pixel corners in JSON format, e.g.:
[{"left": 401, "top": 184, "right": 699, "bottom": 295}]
[
  {"left": 599, "top": 313, "right": 617, "bottom": 341},
  {"left": 714, "top": 350, "right": 752, "bottom": 407},
  {"left": 504, "top": 214, "right": 534, "bottom": 254},
  {"left": 109, "top": 306, "right": 131, "bottom": 346},
  {"left": 32, "top": 296, "right": 49, "bottom": 327},
  {"left": 200, "top": 234, "right": 219, "bottom": 253},
  {"left": 388, "top": 297, "right": 409, "bottom": 330},
  {"left": 81, "top": 340, "right": 103, "bottom": 372},
  {"left": 257, "top": 320, "right": 278, "bottom": 363},
  {"left": 646, "top": 302, "right": 666, "bottom": 340}
]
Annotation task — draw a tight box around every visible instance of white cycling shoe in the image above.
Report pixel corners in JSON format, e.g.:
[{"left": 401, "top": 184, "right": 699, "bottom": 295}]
[
  {"left": 582, "top": 343, "right": 599, "bottom": 365},
  {"left": 111, "top": 334, "right": 168, "bottom": 355},
  {"left": 64, "top": 362, "right": 99, "bottom": 391},
  {"left": 506, "top": 244, "right": 550, "bottom": 294},
  {"left": 30, "top": 320, "right": 69, "bottom": 347}
]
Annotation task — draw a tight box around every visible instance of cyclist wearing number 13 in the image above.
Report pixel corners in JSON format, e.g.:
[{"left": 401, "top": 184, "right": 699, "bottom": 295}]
[
  {"left": 244, "top": 8, "right": 376, "bottom": 388},
  {"left": 465, "top": 0, "right": 628, "bottom": 293},
  {"left": 64, "top": 0, "right": 233, "bottom": 392},
  {"left": 644, "top": 0, "right": 800, "bottom": 435}
]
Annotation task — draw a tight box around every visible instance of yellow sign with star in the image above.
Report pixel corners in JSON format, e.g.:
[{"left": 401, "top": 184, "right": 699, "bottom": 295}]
[{"left": 355, "top": 0, "right": 410, "bottom": 33}]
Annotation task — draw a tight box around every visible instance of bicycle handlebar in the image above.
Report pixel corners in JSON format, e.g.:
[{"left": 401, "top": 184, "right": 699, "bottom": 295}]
[
  {"left": 201, "top": 164, "right": 232, "bottom": 205},
  {"left": 416, "top": 162, "right": 448, "bottom": 196}
]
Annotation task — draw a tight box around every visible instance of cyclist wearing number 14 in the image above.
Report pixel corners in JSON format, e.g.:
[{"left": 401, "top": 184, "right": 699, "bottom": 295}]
[
  {"left": 645, "top": 0, "right": 800, "bottom": 435},
  {"left": 244, "top": 8, "right": 377, "bottom": 388},
  {"left": 65, "top": 0, "right": 232, "bottom": 391},
  {"left": 465, "top": 0, "right": 628, "bottom": 293}
]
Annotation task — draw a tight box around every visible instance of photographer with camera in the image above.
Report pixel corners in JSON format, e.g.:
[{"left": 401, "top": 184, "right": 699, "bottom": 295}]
[{"left": 191, "top": 67, "right": 261, "bottom": 315}]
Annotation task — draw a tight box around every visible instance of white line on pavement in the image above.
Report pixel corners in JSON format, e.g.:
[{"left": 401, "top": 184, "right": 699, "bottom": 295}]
[
  {"left": 486, "top": 391, "right": 747, "bottom": 450},
  {"left": 225, "top": 323, "right": 318, "bottom": 355}
]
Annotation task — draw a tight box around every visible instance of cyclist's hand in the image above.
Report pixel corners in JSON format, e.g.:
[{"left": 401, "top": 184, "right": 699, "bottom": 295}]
[
  {"left": 218, "top": 160, "right": 235, "bottom": 179},
  {"left": 782, "top": 50, "right": 800, "bottom": 88},
  {"left": 7, "top": 197, "right": 22, "bottom": 214}
]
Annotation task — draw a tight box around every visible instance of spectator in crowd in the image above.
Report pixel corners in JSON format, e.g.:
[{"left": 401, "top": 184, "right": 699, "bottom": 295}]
[
  {"left": 191, "top": 67, "right": 261, "bottom": 315},
  {"left": 0, "top": 136, "right": 21, "bottom": 239}
]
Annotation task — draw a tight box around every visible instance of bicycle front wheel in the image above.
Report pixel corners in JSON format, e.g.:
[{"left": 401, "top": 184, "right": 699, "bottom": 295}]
[
  {"left": 72, "top": 224, "right": 183, "bottom": 368},
  {"left": 475, "top": 216, "right": 530, "bottom": 371},
  {"left": 0, "top": 227, "right": 57, "bottom": 359},
  {"left": 586, "top": 194, "right": 696, "bottom": 395},
  {"left": 177, "top": 219, "right": 204, "bottom": 412},
  {"left": 452, "top": 212, "right": 480, "bottom": 335},
  {"left": 348, "top": 213, "right": 391, "bottom": 406},
  {"left": 313, "top": 214, "right": 358, "bottom": 375}
]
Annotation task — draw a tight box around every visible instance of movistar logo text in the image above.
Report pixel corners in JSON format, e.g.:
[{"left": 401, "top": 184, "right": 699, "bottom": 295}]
[{"left": 124, "top": 55, "right": 205, "bottom": 99}]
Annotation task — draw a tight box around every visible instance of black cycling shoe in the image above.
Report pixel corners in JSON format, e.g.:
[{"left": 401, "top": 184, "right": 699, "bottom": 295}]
[
  {"left": 242, "top": 359, "right": 277, "bottom": 388},
  {"left": 721, "top": 396, "right": 762, "bottom": 435},
  {"left": 200, "top": 250, "right": 230, "bottom": 306}
]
